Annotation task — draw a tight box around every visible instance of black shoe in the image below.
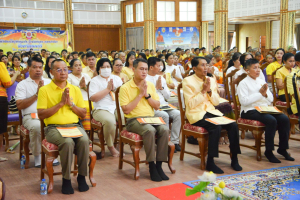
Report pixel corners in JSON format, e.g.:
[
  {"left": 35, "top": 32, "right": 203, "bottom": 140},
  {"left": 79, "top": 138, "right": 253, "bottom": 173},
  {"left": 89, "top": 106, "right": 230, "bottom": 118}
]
[
  {"left": 174, "top": 148, "right": 177, "bottom": 153},
  {"left": 277, "top": 149, "right": 295, "bottom": 161},
  {"left": 175, "top": 144, "right": 181, "bottom": 152},
  {"left": 53, "top": 161, "right": 60, "bottom": 166}
]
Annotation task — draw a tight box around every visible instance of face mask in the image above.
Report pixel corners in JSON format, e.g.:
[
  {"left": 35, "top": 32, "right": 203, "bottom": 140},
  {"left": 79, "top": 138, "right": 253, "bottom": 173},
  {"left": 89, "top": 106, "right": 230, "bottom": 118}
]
[
  {"left": 100, "top": 67, "right": 111, "bottom": 77},
  {"left": 163, "top": 59, "right": 165, "bottom": 62},
  {"left": 159, "top": 65, "right": 163, "bottom": 71},
  {"left": 23, "top": 57, "right": 28, "bottom": 62}
]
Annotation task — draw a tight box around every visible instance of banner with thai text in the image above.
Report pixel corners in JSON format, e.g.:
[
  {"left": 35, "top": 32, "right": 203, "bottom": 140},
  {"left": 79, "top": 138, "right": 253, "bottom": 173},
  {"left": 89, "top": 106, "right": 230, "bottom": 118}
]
[
  {"left": 0, "top": 29, "right": 67, "bottom": 53},
  {"left": 155, "top": 27, "right": 200, "bottom": 51}
]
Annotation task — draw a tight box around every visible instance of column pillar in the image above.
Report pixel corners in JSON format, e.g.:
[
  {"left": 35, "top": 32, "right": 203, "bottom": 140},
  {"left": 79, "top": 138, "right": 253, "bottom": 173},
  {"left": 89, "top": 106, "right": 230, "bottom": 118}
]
[
  {"left": 144, "top": 0, "right": 155, "bottom": 49},
  {"left": 64, "top": 0, "right": 74, "bottom": 50},
  {"left": 214, "top": 0, "right": 228, "bottom": 52},
  {"left": 120, "top": 1, "right": 126, "bottom": 50},
  {"left": 265, "top": 21, "right": 271, "bottom": 50},
  {"left": 279, "top": 0, "right": 295, "bottom": 50},
  {"left": 201, "top": 22, "right": 208, "bottom": 49}
]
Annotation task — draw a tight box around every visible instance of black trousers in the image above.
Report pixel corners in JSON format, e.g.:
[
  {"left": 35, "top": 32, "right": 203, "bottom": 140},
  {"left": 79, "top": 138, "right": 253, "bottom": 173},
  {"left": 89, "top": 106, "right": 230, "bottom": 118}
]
[
  {"left": 192, "top": 113, "right": 241, "bottom": 158},
  {"left": 279, "top": 94, "right": 291, "bottom": 102},
  {"left": 0, "top": 96, "right": 8, "bottom": 134},
  {"left": 241, "top": 110, "right": 289, "bottom": 151}
]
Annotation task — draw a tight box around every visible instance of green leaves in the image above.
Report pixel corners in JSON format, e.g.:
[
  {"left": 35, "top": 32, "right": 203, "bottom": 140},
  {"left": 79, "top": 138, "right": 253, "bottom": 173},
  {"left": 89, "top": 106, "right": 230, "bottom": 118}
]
[{"left": 185, "top": 182, "right": 210, "bottom": 196}]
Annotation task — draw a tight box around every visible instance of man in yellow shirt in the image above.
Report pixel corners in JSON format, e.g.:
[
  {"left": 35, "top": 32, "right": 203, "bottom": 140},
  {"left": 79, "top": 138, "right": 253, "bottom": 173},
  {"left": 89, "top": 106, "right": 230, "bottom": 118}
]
[
  {"left": 37, "top": 59, "right": 90, "bottom": 194},
  {"left": 145, "top": 49, "right": 151, "bottom": 59},
  {"left": 119, "top": 58, "right": 169, "bottom": 182},
  {"left": 182, "top": 57, "right": 241, "bottom": 174},
  {"left": 82, "top": 52, "right": 97, "bottom": 78},
  {"left": 199, "top": 47, "right": 207, "bottom": 57},
  {"left": 67, "top": 42, "right": 73, "bottom": 54}
]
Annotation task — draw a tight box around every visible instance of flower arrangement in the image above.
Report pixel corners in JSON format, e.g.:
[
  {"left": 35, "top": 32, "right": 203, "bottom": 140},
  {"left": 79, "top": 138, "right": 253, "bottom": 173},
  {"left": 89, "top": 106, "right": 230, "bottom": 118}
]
[{"left": 185, "top": 172, "right": 243, "bottom": 200}]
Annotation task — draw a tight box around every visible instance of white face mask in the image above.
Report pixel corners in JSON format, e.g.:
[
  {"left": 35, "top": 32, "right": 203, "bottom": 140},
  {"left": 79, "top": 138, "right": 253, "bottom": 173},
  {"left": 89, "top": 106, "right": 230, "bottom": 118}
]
[
  {"left": 100, "top": 67, "right": 111, "bottom": 77},
  {"left": 23, "top": 57, "right": 29, "bottom": 62},
  {"left": 159, "top": 65, "right": 163, "bottom": 71}
]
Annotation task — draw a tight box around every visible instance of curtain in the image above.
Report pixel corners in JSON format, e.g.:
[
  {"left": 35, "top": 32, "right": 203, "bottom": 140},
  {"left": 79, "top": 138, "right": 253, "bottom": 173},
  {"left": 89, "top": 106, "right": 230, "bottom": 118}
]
[{"left": 126, "top": 27, "right": 144, "bottom": 50}]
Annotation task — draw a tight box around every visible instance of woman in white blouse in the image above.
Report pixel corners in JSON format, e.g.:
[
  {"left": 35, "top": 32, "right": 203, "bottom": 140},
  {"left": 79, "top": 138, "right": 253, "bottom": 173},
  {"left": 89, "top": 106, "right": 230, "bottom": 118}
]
[
  {"left": 164, "top": 53, "right": 183, "bottom": 87},
  {"left": 237, "top": 59, "right": 294, "bottom": 163},
  {"left": 67, "top": 59, "right": 91, "bottom": 131},
  {"left": 89, "top": 58, "right": 123, "bottom": 157}
]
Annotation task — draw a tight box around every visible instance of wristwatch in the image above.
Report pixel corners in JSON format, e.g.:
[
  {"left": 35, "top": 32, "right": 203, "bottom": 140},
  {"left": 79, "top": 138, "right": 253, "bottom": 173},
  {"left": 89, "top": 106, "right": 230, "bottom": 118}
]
[
  {"left": 145, "top": 94, "right": 151, "bottom": 99},
  {"left": 207, "top": 90, "right": 212, "bottom": 94},
  {"left": 70, "top": 102, "right": 75, "bottom": 108}
]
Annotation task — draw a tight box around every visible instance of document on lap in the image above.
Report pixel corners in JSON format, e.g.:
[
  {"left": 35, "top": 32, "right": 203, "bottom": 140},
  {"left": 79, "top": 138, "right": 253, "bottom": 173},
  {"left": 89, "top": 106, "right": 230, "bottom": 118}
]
[
  {"left": 205, "top": 116, "right": 235, "bottom": 125},
  {"left": 137, "top": 117, "right": 166, "bottom": 125},
  {"left": 170, "top": 91, "right": 177, "bottom": 97},
  {"left": 159, "top": 104, "right": 177, "bottom": 111},
  {"left": 57, "top": 127, "right": 83, "bottom": 138},
  {"left": 255, "top": 106, "right": 282, "bottom": 114},
  {"left": 219, "top": 98, "right": 229, "bottom": 104}
]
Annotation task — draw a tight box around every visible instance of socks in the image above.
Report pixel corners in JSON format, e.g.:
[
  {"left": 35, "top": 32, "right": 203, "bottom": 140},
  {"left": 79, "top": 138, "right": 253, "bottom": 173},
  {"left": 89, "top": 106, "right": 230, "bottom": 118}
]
[
  {"left": 265, "top": 150, "right": 281, "bottom": 163},
  {"left": 231, "top": 155, "right": 242, "bottom": 171},
  {"left": 206, "top": 157, "right": 224, "bottom": 174},
  {"left": 149, "top": 162, "right": 162, "bottom": 182},
  {"left": 62, "top": 178, "right": 74, "bottom": 194},
  {"left": 156, "top": 161, "right": 169, "bottom": 180},
  {"left": 77, "top": 174, "right": 89, "bottom": 192},
  {"left": 277, "top": 149, "right": 295, "bottom": 161},
  {"left": 34, "top": 155, "right": 41, "bottom": 167}
]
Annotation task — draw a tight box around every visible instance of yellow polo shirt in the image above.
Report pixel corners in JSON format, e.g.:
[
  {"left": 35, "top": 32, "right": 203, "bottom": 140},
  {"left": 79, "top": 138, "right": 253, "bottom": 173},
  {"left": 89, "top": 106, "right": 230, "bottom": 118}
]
[
  {"left": 275, "top": 66, "right": 292, "bottom": 96},
  {"left": 37, "top": 80, "right": 85, "bottom": 126},
  {"left": 81, "top": 61, "right": 86, "bottom": 69},
  {"left": 119, "top": 79, "right": 159, "bottom": 118},
  {"left": 182, "top": 74, "right": 223, "bottom": 124},
  {"left": 82, "top": 66, "right": 95, "bottom": 78},
  {"left": 287, "top": 69, "right": 300, "bottom": 114},
  {"left": 199, "top": 52, "right": 207, "bottom": 57},
  {"left": 112, "top": 71, "right": 129, "bottom": 83},
  {"left": 266, "top": 61, "right": 281, "bottom": 76},
  {"left": 122, "top": 67, "right": 134, "bottom": 80}
]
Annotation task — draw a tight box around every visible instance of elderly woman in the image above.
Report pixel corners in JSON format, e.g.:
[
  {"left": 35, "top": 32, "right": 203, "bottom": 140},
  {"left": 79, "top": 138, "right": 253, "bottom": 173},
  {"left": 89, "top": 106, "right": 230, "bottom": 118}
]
[
  {"left": 112, "top": 58, "right": 129, "bottom": 83},
  {"left": 89, "top": 58, "right": 123, "bottom": 157},
  {"left": 67, "top": 59, "right": 91, "bottom": 131},
  {"left": 237, "top": 59, "right": 294, "bottom": 163}
]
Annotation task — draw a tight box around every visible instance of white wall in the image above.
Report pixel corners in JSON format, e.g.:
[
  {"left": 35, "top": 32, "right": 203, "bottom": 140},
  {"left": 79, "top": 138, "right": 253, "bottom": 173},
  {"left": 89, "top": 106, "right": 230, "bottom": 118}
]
[
  {"left": 202, "top": 0, "right": 214, "bottom": 21},
  {"left": 73, "top": 11, "right": 120, "bottom": 24},
  {"left": 72, "top": 0, "right": 121, "bottom": 3},
  {"left": 271, "top": 21, "right": 280, "bottom": 49}
]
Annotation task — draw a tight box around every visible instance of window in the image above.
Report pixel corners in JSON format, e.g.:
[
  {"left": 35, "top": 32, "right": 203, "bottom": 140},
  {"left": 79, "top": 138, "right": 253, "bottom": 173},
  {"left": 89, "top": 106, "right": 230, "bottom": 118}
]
[
  {"left": 136, "top": 3, "right": 143, "bottom": 22},
  {"left": 157, "top": 1, "right": 175, "bottom": 21},
  {"left": 126, "top": 4, "right": 133, "bottom": 23},
  {"left": 179, "top": 2, "right": 196, "bottom": 21},
  {"left": 72, "top": 3, "right": 120, "bottom": 11}
]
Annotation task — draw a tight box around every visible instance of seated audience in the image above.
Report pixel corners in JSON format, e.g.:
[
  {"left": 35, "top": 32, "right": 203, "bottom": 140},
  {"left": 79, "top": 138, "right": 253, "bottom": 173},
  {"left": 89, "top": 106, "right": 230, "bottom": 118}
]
[
  {"left": 122, "top": 51, "right": 136, "bottom": 80},
  {"left": 43, "top": 56, "right": 56, "bottom": 80},
  {"left": 287, "top": 52, "right": 300, "bottom": 115},
  {"left": 89, "top": 58, "right": 123, "bottom": 157},
  {"left": 164, "top": 53, "right": 183, "bottom": 87},
  {"left": 37, "top": 59, "right": 90, "bottom": 194},
  {"left": 266, "top": 48, "right": 285, "bottom": 83},
  {"left": 83, "top": 52, "right": 97, "bottom": 78},
  {"left": 119, "top": 58, "right": 170, "bottom": 182},
  {"left": 112, "top": 58, "right": 129, "bottom": 83},
  {"left": 182, "top": 57, "right": 242, "bottom": 174}
]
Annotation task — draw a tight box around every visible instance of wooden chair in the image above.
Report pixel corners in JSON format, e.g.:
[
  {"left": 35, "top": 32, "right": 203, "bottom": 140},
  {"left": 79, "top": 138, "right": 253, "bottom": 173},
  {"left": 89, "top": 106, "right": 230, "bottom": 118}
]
[
  {"left": 86, "top": 83, "right": 118, "bottom": 157},
  {"left": 18, "top": 110, "right": 31, "bottom": 169},
  {"left": 271, "top": 66, "right": 287, "bottom": 111},
  {"left": 115, "top": 87, "right": 176, "bottom": 180},
  {"left": 40, "top": 121, "right": 96, "bottom": 193},
  {"left": 177, "top": 83, "right": 230, "bottom": 170},
  {"left": 0, "top": 177, "right": 5, "bottom": 200},
  {"left": 3, "top": 113, "right": 20, "bottom": 151},
  {"left": 224, "top": 68, "right": 239, "bottom": 105},
  {"left": 260, "top": 62, "right": 269, "bottom": 71},
  {"left": 231, "top": 74, "right": 266, "bottom": 161},
  {"left": 283, "top": 77, "right": 300, "bottom": 140}
]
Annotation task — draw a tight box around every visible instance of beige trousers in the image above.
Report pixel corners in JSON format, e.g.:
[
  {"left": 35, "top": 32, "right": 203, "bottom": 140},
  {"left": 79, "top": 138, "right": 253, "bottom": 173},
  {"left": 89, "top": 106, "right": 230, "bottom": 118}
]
[{"left": 23, "top": 115, "right": 41, "bottom": 156}]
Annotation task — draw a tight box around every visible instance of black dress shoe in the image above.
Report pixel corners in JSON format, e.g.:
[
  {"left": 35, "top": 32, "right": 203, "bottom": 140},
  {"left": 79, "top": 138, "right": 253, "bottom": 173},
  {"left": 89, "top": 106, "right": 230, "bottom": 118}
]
[{"left": 175, "top": 144, "right": 181, "bottom": 151}]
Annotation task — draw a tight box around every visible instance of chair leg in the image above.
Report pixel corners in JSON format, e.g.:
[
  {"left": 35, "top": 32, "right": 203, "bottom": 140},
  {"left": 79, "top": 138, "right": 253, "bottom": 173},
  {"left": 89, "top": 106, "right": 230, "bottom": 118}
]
[
  {"left": 90, "top": 129, "right": 94, "bottom": 149},
  {"left": 180, "top": 133, "right": 185, "bottom": 161},
  {"left": 198, "top": 137, "right": 207, "bottom": 170},
  {"left": 253, "top": 130, "right": 262, "bottom": 161},
  {"left": 19, "top": 134, "right": 23, "bottom": 160},
  {"left": 291, "top": 123, "right": 295, "bottom": 135},
  {"left": 4, "top": 132, "right": 9, "bottom": 151},
  {"left": 88, "top": 151, "right": 97, "bottom": 187},
  {"left": 119, "top": 139, "right": 124, "bottom": 170},
  {"left": 45, "top": 155, "right": 55, "bottom": 194},
  {"left": 167, "top": 141, "right": 176, "bottom": 174},
  {"left": 73, "top": 155, "right": 78, "bottom": 176},
  {"left": 41, "top": 151, "right": 45, "bottom": 180},
  {"left": 0, "top": 134, "right": 3, "bottom": 150},
  {"left": 131, "top": 145, "right": 141, "bottom": 180},
  {"left": 98, "top": 130, "right": 105, "bottom": 158},
  {"left": 241, "top": 130, "right": 245, "bottom": 139},
  {"left": 114, "top": 126, "right": 118, "bottom": 148},
  {"left": 23, "top": 136, "right": 30, "bottom": 169}
]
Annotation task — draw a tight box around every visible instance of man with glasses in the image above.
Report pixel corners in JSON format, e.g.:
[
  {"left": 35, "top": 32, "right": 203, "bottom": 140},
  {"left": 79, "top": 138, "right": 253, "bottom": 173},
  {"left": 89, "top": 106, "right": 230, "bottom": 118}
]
[
  {"left": 37, "top": 59, "right": 90, "bottom": 194},
  {"left": 82, "top": 52, "right": 97, "bottom": 78},
  {"left": 112, "top": 58, "right": 129, "bottom": 83}
]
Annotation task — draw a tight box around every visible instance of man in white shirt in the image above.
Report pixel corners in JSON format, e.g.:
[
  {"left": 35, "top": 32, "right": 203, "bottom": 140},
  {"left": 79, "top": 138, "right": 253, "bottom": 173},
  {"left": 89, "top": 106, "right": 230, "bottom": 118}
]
[
  {"left": 15, "top": 56, "right": 59, "bottom": 167},
  {"left": 119, "top": 52, "right": 126, "bottom": 66},
  {"left": 89, "top": 58, "right": 123, "bottom": 157},
  {"left": 146, "top": 57, "right": 182, "bottom": 152},
  {"left": 82, "top": 52, "right": 97, "bottom": 78}
]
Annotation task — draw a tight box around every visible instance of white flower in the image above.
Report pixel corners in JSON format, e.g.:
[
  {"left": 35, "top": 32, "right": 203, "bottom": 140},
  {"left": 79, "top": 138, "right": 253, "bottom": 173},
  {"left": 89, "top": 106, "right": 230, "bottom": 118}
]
[
  {"left": 199, "top": 191, "right": 216, "bottom": 200},
  {"left": 197, "top": 172, "right": 217, "bottom": 182},
  {"left": 223, "top": 188, "right": 240, "bottom": 198}
]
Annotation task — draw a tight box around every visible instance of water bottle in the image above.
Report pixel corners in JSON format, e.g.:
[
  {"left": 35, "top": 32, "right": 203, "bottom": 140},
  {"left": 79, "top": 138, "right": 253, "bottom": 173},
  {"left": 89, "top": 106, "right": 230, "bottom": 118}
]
[
  {"left": 20, "top": 155, "right": 25, "bottom": 169},
  {"left": 40, "top": 179, "right": 47, "bottom": 195}
]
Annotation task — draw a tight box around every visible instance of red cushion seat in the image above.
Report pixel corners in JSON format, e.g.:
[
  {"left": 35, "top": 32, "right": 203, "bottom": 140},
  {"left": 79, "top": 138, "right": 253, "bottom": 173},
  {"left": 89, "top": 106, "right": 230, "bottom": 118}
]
[
  {"left": 275, "top": 101, "right": 287, "bottom": 107},
  {"left": 120, "top": 130, "right": 143, "bottom": 142},
  {"left": 290, "top": 114, "right": 298, "bottom": 120},
  {"left": 237, "top": 118, "right": 265, "bottom": 127},
  {"left": 183, "top": 123, "right": 208, "bottom": 134},
  {"left": 20, "top": 125, "right": 30, "bottom": 135},
  {"left": 42, "top": 139, "right": 59, "bottom": 151}
]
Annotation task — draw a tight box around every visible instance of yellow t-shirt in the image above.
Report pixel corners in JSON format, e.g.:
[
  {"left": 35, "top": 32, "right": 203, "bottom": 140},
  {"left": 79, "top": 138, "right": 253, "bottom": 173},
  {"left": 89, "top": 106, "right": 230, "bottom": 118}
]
[
  {"left": 112, "top": 71, "right": 129, "bottom": 83},
  {"left": 266, "top": 61, "right": 281, "bottom": 76},
  {"left": 122, "top": 67, "right": 134, "bottom": 80},
  {"left": 81, "top": 61, "right": 86, "bottom": 69},
  {"left": 119, "top": 79, "right": 159, "bottom": 119},
  {"left": 37, "top": 81, "right": 85, "bottom": 126},
  {"left": 275, "top": 66, "right": 292, "bottom": 95},
  {"left": 0, "top": 62, "right": 12, "bottom": 97}
]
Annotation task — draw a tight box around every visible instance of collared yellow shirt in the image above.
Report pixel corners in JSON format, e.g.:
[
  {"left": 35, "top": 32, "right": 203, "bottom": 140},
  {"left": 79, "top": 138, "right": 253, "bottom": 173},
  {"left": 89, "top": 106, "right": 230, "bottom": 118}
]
[
  {"left": 182, "top": 74, "right": 223, "bottom": 124},
  {"left": 81, "top": 61, "right": 86, "bottom": 69},
  {"left": 275, "top": 66, "right": 292, "bottom": 95},
  {"left": 82, "top": 66, "right": 95, "bottom": 78},
  {"left": 37, "top": 80, "right": 85, "bottom": 126},
  {"left": 112, "top": 71, "right": 129, "bottom": 83},
  {"left": 119, "top": 79, "right": 159, "bottom": 119},
  {"left": 266, "top": 61, "right": 281, "bottom": 76},
  {"left": 121, "top": 67, "right": 134, "bottom": 80},
  {"left": 287, "top": 69, "right": 300, "bottom": 114}
]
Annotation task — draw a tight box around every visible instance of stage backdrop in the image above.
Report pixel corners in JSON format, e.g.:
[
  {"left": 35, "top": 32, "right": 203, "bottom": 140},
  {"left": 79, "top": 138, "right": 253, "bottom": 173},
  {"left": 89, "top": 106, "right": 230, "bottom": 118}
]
[
  {"left": 155, "top": 27, "right": 200, "bottom": 51},
  {"left": 0, "top": 29, "right": 67, "bottom": 53}
]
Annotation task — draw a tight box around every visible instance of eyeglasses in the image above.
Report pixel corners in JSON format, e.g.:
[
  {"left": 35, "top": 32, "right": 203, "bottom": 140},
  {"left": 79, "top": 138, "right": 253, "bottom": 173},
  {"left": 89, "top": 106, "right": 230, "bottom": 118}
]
[
  {"left": 114, "top": 65, "right": 123, "bottom": 68},
  {"left": 54, "top": 68, "right": 68, "bottom": 73}
]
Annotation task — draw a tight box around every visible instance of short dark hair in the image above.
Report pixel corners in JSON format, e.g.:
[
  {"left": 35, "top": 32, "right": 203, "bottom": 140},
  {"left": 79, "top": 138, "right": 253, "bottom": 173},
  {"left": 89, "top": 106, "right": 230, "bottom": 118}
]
[
  {"left": 240, "top": 53, "right": 253, "bottom": 67},
  {"left": 165, "top": 53, "right": 173, "bottom": 61},
  {"left": 282, "top": 53, "right": 295, "bottom": 63},
  {"left": 194, "top": 48, "right": 200, "bottom": 52},
  {"left": 162, "top": 50, "right": 166, "bottom": 53},
  {"left": 86, "top": 48, "right": 91, "bottom": 52},
  {"left": 69, "top": 58, "right": 80, "bottom": 68},
  {"left": 27, "top": 56, "right": 44, "bottom": 67},
  {"left": 175, "top": 48, "right": 181, "bottom": 52},
  {"left": 61, "top": 49, "right": 67, "bottom": 54},
  {"left": 147, "top": 57, "right": 161, "bottom": 70},
  {"left": 244, "top": 59, "right": 259, "bottom": 70},
  {"left": 138, "top": 53, "right": 147, "bottom": 60},
  {"left": 41, "top": 49, "right": 46, "bottom": 52},
  {"left": 81, "top": 53, "right": 86, "bottom": 60},
  {"left": 0, "top": 49, "right": 3, "bottom": 52},
  {"left": 112, "top": 58, "right": 122, "bottom": 65},
  {"left": 145, "top": 49, "right": 149, "bottom": 52},
  {"left": 295, "top": 52, "right": 300, "bottom": 62},
  {"left": 71, "top": 51, "right": 78, "bottom": 55},
  {"left": 274, "top": 48, "right": 285, "bottom": 62},
  {"left": 191, "top": 57, "right": 207, "bottom": 68},
  {"left": 51, "top": 59, "right": 66, "bottom": 69},
  {"left": 133, "top": 58, "right": 147, "bottom": 69},
  {"left": 96, "top": 58, "right": 112, "bottom": 75},
  {"left": 158, "top": 54, "right": 164, "bottom": 59},
  {"left": 86, "top": 52, "right": 96, "bottom": 59},
  {"left": 125, "top": 51, "right": 136, "bottom": 67},
  {"left": 131, "top": 47, "right": 135, "bottom": 50},
  {"left": 45, "top": 56, "right": 56, "bottom": 78}
]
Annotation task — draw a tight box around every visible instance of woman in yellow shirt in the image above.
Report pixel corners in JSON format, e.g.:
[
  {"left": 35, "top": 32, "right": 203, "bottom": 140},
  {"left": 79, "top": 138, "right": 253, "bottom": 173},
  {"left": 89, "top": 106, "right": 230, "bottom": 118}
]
[
  {"left": 11, "top": 56, "right": 25, "bottom": 83},
  {"left": 7, "top": 52, "right": 13, "bottom": 67},
  {"left": 122, "top": 51, "right": 135, "bottom": 80},
  {"left": 275, "top": 53, "right": 295, "bottom": 102},
  {"left": 266, "top": 48, "right": 285, "bottom": 83}
]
